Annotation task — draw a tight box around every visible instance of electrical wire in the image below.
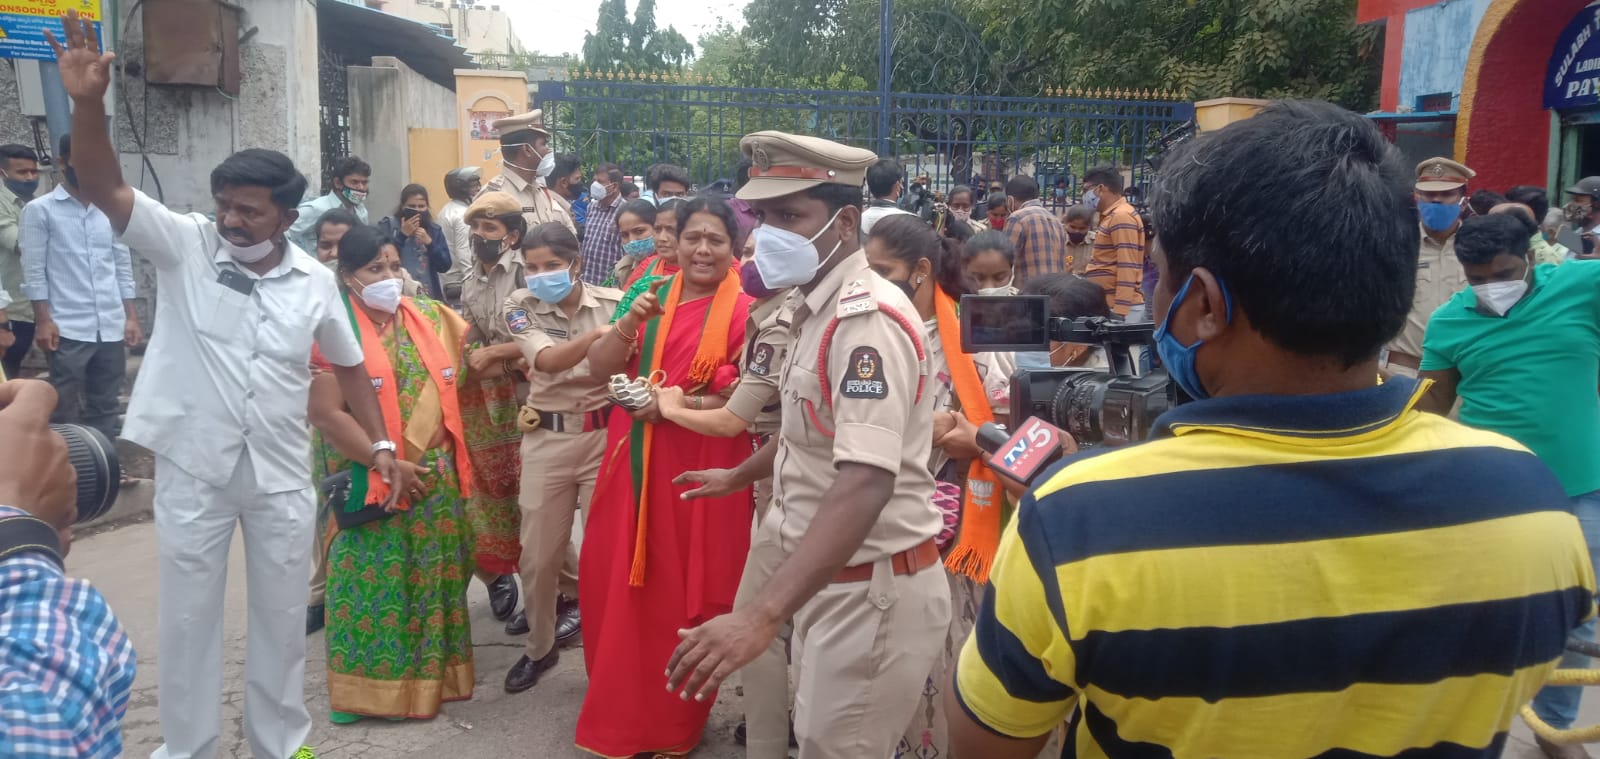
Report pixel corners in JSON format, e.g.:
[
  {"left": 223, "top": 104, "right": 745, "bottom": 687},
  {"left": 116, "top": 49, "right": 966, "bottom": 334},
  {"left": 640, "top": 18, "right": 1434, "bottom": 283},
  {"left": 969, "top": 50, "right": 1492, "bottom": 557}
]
[{"left": 117, "top": 0, "right": 164, "bottom": 203}]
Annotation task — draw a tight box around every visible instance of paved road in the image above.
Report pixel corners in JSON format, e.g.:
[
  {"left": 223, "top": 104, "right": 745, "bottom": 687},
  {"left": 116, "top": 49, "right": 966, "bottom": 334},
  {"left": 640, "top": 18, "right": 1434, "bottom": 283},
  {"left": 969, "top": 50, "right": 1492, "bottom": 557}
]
[
  {"left": 73, "top": 518, "right": 751, "bottom": 758},
  {"left": 70, "top": 516, "right": 1600, "bottom": 759}
]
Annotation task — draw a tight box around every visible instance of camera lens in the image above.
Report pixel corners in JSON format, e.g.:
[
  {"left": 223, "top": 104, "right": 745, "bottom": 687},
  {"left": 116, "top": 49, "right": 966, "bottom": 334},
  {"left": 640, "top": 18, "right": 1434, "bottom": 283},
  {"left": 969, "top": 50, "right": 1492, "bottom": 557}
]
[{"left": 50, "top": 423, "right": 121, "bottom": 524}]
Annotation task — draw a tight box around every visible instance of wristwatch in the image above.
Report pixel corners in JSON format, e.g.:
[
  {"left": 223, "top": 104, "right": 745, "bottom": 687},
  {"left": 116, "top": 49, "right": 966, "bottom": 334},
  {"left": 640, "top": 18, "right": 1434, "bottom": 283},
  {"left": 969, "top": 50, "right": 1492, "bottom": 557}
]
[{"left": 370, "top": 440, "right": 398, "bottom": 457}]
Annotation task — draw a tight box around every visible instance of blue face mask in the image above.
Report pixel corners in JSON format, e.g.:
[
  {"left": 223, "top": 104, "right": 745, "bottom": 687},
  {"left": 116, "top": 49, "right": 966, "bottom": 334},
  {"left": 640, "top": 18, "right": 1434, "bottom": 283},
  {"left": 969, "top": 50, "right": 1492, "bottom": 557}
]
[
  {"left": 1014, "top": 350, "right": 1053, "bottom": 372},
  {"left": 2, "top": 176, "right": 38, "bottom": 199},
  {"left": 1417, "top": 200, "right": 1462, "bottom": 233},
  {"left": 622, "top": 237, "right": 656, "bottom": 257},
  {"left": 1153, "top": 273, "right": 1233, "bottom": 401},
  {"left": 526, "top": 267, "right": 575, "bottom": 303}
]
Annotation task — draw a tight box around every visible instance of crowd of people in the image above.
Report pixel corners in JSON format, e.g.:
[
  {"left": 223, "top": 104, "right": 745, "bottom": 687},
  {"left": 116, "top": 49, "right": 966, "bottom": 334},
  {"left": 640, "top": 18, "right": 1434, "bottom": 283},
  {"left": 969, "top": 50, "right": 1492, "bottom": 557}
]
[{"left": 5, "top": 12, "right": 1600, "bottom": 759}]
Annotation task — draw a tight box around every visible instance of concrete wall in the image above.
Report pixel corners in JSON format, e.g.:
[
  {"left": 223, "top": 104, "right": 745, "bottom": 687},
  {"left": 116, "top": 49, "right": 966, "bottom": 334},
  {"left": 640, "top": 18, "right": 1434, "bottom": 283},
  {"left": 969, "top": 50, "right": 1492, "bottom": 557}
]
[
  {"left": 1397, "top": 0, "right": 1491, "bottom": 109},
  {"left": 0, "top": 0, "right": 320, "bottom": 338},
  {"left": 347, "top": 56, "right": 458, "bottom": 218}
]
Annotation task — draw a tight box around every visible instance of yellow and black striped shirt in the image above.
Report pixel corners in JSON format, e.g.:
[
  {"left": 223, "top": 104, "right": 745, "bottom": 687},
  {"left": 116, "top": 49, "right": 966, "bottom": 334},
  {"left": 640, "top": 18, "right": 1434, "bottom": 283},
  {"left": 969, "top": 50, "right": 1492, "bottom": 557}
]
[{"left": 954, "top": 378, "right": 1595, "bottom": 758}]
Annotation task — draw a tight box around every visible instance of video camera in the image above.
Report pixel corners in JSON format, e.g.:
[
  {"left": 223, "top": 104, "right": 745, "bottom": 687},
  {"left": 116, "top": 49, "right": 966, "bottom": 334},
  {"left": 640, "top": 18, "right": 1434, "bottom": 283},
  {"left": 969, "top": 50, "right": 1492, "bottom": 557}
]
[{"left": 960, "top": 295, "right": 1184, "bottom": 481}]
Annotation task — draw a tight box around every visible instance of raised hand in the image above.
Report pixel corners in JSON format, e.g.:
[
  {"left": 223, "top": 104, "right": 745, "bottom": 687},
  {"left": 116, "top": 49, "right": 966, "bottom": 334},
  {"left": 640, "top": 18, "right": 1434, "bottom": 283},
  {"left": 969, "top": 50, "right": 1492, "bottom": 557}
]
[
  {"left": 632, "top": 277, "right": 671, "bottom": 321},
  {"left": 45, "top": 10, "right": 116, "bottom": 102}
]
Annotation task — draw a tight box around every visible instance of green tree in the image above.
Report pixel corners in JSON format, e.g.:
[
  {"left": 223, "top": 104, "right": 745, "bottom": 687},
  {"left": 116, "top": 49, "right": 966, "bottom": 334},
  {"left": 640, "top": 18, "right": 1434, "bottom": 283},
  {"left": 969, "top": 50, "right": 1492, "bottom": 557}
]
[
  {"left": 696, "top": 0, "right": 1376, "bottom": 109},
  {"left": 581, "top": 0, "right": 694, "bottom": 72}
]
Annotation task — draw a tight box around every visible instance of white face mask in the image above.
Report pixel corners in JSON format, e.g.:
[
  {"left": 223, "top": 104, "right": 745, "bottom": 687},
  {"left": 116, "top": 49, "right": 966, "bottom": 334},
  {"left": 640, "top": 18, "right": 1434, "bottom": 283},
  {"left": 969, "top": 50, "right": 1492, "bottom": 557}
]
[
  {"left": 752, "top": 208, "right": 845, "bottom": 289},
  {"left": 1472, "top": 279, "right": 1528, "bottom": 317},
  {"left": 976, "top": 270, "right": 1016, "bottom": 297},
  {"left": 356, "top": 277, "right": 404, "bottom": 313},
  {"left": 536, "top": 151, "right": 556, "bottom": 179},
  {"left": 223, "top": 236, "right": 275, "bottom": 264},
  {"left": 589, "top": 180, "right": 607, "bottom": 199}
]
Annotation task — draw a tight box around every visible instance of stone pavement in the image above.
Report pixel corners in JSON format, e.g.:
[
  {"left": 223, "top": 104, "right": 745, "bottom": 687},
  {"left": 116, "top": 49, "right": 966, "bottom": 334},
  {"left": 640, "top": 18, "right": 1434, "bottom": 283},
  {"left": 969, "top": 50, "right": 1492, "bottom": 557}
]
[
  {"left": 68, "top": 515, "right": 1600, "bottom": 758},
  {"left": 71, "top": 518, "right": 752, "bottom": 759}
]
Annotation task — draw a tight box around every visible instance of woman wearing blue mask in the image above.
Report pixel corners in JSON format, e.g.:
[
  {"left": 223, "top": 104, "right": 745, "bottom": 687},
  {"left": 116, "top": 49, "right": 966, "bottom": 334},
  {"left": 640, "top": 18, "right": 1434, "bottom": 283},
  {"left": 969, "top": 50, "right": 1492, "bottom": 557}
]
[
  {"left": 606, "top": 199, "right": 661, "bottom": 287},
  {"left": 497, "top": 222, "right": 624, "bottom": 694}
]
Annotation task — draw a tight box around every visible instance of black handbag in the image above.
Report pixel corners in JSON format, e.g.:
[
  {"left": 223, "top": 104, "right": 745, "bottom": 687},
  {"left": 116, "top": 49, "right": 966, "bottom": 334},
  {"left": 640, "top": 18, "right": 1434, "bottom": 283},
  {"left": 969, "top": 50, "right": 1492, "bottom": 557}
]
[{"left": 324, "top": 469, "right": 397, "bottom": 530}]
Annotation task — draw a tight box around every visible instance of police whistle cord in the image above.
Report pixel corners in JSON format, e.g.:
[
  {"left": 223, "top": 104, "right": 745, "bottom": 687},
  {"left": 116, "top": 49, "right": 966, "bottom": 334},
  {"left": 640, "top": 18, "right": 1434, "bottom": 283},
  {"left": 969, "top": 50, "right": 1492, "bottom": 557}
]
[{"left": 1520, "top": 636, "right": 1600, "bottom": 745}]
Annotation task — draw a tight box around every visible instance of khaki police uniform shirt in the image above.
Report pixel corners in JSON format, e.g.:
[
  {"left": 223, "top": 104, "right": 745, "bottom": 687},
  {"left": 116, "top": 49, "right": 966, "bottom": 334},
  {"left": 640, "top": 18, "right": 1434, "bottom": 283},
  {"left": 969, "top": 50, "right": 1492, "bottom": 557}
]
[
  {"left": 461, "top": 247, "right": 525, "bottom": 346},
  {"left": 1391, "top": 226, "right": 1465, "bottom": 360},
  {"left": 725, "top": 294, "right": 791, "bottom": 436},
  {"left": 480, "top": 170, "right": 576, "bottom": 235},
  {"left": 773, "top": 250, "right": 941, "bottom": 566},
  {"left": 502, "top": 282, "right": 622, "bottom": 413}
]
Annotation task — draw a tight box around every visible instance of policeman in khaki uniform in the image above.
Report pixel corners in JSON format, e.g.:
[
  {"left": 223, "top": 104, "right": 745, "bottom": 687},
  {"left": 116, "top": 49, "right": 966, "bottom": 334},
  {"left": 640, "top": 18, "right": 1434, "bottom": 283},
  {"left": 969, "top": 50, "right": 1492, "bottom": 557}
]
[
  {"left": 657, "top": 286, "right": 794, "bottom": 757},
  {"left": 478, "top": 110, "right": 576, "bottom": 235},
  {"left": 667, "top": 131, "right": 951, "bottom": 759},
  {"left": 1383, "top": 156, "right": 1474, "bottom": 378},
  {"left": 499, "top": 222, "right": 623, "bottom": 692}
]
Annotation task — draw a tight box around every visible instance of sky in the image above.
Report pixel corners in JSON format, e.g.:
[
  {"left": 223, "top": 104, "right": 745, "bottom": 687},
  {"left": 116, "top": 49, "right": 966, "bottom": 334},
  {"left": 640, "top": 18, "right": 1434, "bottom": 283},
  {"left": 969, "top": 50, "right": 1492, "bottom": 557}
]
[{"left": 504, "top": 0, "right": 742, "bottom": 58}]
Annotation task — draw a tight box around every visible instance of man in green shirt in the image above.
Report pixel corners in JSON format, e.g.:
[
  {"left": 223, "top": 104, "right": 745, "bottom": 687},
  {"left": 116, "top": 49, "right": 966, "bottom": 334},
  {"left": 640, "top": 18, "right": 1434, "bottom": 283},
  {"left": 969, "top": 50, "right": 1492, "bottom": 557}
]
[
  {"left": 1419, "top": 212, "right": 1600, "bottom": 757},
  {"left": 0, "top": 144, "right": 40, "bottom": 378}
]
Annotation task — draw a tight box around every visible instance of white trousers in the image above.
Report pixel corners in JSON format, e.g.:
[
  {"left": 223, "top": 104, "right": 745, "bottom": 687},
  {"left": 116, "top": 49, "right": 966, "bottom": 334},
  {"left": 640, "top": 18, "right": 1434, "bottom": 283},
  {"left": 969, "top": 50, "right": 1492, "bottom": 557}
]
[{"left": 151, "top": 452, "right": 314, "bottom": 759}]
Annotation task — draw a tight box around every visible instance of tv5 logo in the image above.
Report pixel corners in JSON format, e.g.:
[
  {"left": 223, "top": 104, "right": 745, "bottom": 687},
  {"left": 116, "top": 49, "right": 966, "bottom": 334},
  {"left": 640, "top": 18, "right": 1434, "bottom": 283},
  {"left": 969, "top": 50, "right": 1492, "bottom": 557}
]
[{"left": 1001, "top": 419, "right": 1058, "bottom": 473}]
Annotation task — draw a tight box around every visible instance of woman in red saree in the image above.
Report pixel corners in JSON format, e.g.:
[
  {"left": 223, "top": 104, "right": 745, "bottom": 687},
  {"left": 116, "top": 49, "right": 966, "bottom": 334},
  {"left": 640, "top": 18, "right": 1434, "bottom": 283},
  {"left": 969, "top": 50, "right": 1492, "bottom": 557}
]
[{"left": 578, "top": 197, "right": 755, "bottom": 758}]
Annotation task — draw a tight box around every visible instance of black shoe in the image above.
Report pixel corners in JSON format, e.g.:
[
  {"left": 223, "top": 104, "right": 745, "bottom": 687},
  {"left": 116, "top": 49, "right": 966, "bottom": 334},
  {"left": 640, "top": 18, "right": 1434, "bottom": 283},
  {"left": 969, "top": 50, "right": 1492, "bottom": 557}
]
[
  {"left": 503, "top": 650, "right": 559, "bottom": 693},
  {"left": 487, "top": 575, "right": 518, "bottom": 621},
  {"left": 555, "top": 597, "right": 582, "bottom": 645},
  {"left": 732, "top": 720, "right": 799, "bottom": 748},
  {"left": 505, "top": 610, "right": 529, "bottom": 636},
  {"left": 306, "top": 604, "right": 325, "bottom": 636}
]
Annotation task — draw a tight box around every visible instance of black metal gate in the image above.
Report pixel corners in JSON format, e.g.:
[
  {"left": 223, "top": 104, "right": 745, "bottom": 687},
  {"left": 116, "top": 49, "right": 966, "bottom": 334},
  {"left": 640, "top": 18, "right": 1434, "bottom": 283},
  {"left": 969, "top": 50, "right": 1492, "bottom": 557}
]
[
  {"left": 537, "top": 75, "right": 1194, "bottom": 206},
  {"left": 317, "top": 46, "right": 351, "bottom": 195}
]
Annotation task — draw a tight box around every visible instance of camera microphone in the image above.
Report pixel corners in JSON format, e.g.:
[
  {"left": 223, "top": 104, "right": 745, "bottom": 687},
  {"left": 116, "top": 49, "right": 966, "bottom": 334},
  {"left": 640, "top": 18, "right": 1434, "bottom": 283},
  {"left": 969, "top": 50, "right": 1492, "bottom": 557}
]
[{"left": 977, "top": 418, "right": 1073, "bottom": 486}]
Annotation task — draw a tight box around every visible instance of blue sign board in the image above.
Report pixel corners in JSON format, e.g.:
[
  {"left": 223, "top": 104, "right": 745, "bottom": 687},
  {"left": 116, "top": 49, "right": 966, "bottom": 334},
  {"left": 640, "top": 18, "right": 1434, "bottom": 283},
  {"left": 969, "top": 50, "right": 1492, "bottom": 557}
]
[
  {"left": 0, "top": 1, "right": 103, "bottom": 62},
  {"left": 1549, "top": 1, "right": 1600, "bottom": 110}
]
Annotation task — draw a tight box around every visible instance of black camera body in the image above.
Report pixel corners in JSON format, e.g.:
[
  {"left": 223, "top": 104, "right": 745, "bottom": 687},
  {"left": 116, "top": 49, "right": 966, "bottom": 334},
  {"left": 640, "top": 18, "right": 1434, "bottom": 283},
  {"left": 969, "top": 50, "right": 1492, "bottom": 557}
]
[{"left": 960, "top": 295, "right": 1183, "bottom": 448}]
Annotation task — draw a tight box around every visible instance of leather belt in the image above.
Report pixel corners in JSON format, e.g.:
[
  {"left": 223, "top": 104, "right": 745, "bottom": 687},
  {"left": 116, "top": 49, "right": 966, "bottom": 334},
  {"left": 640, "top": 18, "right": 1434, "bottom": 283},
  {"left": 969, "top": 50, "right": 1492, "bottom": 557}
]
[
  {"left": 833, "top": 537, "right": 940, "bottom": 584},
  {"left": 1383, "top": 349, "right": 1421, "bottom": 371},
  {"left": 535, "top": 408, "right": 609, "bottom": 433}
]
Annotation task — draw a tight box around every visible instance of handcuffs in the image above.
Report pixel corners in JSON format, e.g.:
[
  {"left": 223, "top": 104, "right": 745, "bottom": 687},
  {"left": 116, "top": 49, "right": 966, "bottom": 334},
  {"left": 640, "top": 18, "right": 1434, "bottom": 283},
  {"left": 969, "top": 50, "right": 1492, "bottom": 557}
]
[{"left": 607, "top": 369, "right": 666, "bottom": 412}]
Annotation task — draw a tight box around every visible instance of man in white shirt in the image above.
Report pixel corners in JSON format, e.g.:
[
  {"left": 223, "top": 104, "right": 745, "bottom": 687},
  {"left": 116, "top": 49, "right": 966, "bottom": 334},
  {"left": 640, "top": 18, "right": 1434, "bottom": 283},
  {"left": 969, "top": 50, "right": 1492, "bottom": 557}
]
[
  {"left": 21, "top": 134, "right": 142, "bottom": 438},
  {"left": 437, "top": 166, "right": 480, "bottom": 304},
  {"left": 860, "top": 157, "right": 915, "bottom": 234},
  {"left": 0, "top": 265, "right": 13, "bottom": 379},
  {"left": 49, "top": 15, "right": 408, "bottom": 759}
]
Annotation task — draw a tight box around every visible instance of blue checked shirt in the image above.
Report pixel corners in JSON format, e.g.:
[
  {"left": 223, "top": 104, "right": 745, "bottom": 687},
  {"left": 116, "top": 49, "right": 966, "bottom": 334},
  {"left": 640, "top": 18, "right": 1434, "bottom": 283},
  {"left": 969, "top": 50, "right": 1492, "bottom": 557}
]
[
  {"left": 0, "top": 506, "right": 136, "bottom": 758},
  {"left": 19, "top": 187, "right": 136, "bottom": 343},
  {"left": 579, "top": 194, "right": 624, "bottom": 286}
]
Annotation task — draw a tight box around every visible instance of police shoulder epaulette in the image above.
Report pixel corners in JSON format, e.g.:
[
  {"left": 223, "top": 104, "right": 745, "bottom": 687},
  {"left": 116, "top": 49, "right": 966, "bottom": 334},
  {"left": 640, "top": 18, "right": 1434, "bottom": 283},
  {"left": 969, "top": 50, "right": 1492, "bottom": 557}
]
[{"left": 835, "top": 278, "right": 879, "bottom": 319}]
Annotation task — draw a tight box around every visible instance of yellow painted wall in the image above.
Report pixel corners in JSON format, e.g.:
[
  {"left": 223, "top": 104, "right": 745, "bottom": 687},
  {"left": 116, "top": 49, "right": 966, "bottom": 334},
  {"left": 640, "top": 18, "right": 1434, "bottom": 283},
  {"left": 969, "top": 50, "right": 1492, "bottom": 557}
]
[
  {"left": 454, "top": 69, "right": 531, "bottom": 184},
  {"left": 408, "top": 128, "right": 459, "bottom": 212}
]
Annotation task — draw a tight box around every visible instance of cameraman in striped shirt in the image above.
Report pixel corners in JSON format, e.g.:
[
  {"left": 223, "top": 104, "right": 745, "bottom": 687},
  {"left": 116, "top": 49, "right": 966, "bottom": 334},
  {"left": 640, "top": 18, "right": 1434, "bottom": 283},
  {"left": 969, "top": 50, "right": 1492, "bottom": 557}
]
[{"left": 950, "top": 100, "right": 1595, "bottom": 759}]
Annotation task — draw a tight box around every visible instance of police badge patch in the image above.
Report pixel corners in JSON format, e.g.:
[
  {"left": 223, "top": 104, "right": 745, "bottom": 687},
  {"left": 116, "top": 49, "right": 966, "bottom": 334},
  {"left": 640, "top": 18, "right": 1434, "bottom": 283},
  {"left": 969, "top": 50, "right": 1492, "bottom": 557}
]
[
  {"left": 840, "top": 347, "right": 888, "bottom": 399},
  {"left": 506, "top": 309, "right": 531, "bottom": 334},
  {"left": 749, "top": 343, "right": 775, "bottom": 377}
]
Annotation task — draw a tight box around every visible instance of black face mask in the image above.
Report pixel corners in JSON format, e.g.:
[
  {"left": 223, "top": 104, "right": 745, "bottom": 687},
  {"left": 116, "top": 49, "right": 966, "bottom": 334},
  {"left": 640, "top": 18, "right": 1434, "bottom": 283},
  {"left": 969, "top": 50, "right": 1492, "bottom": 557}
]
[
  {"left": 473, "top": 236, "right": 505, "bottom": 261},
  {"left": 887, "top": 277, "right": 918, "bottom": 302},
  {"left": 63, "top": 166, "right": 78, "bottom": 188}
]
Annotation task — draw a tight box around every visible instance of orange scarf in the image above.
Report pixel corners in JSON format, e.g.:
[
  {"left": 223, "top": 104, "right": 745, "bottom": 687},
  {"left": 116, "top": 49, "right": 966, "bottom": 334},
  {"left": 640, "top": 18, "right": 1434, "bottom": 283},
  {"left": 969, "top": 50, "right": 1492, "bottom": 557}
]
[
  {"left": 628, "top": 268, "right": 743, "bottom": 587},
  {"left": 346, "top": 296, "right": 475, "bottom": 510},
  {"left": 934, "top": 287, "right": 1004, "bottom": 584}
]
